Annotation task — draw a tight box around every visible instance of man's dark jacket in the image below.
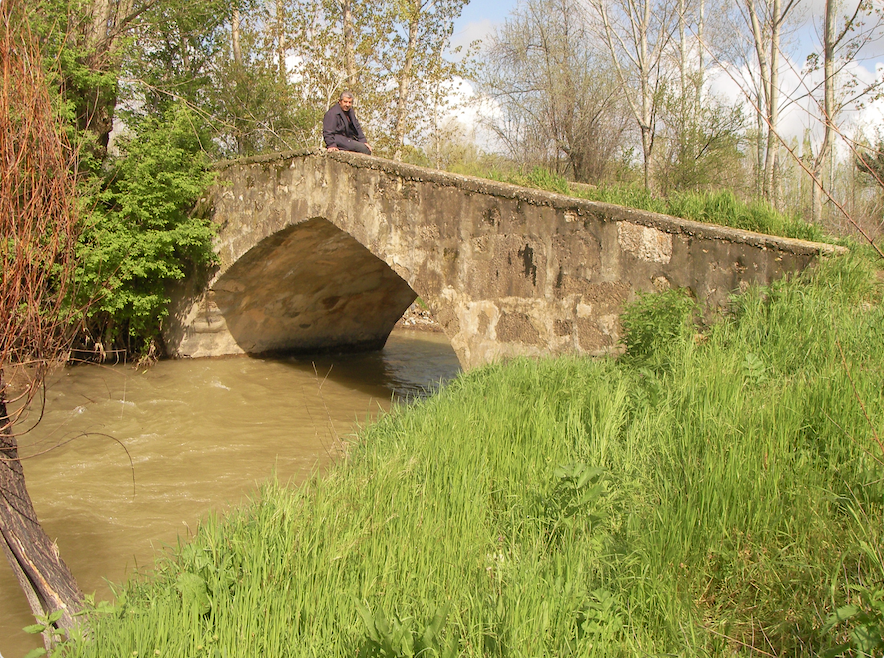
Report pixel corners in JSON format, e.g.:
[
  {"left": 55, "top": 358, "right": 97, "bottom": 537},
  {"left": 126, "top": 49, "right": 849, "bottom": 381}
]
[{"left": 323, "top": 103, "right": 367, "bottom": 149}]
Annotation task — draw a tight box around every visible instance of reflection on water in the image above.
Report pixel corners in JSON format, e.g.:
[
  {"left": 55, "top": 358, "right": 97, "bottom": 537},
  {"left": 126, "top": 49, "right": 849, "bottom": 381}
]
[
  {"left": 290, "top": 330, "right": 459, "bottom": 400},
  {"left": 0, "top": 330, "right": 459, "bottom": 657}
]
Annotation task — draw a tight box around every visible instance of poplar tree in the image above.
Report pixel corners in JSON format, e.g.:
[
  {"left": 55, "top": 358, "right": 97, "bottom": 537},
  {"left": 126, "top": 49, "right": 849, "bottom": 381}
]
[
  {"left": 806, "top": 0, "right": 884, "bottom": 224},
  {"left": 384, "top": 0, "right": 469, "bottom": 161},
  {"left": 587, "top": 0, "right": 680, "bottom": 190}
]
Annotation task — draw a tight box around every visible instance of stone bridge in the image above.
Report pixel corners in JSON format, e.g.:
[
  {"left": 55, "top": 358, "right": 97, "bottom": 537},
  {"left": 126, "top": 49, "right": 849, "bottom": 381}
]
[{"left": 163, "top": 150, "right": 840, "bottom": 369}]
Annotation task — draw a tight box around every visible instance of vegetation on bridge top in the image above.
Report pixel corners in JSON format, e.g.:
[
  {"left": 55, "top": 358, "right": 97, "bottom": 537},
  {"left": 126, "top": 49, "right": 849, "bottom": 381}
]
[{"left": 476, "top": 166, "right": 833, "bottom": 245}]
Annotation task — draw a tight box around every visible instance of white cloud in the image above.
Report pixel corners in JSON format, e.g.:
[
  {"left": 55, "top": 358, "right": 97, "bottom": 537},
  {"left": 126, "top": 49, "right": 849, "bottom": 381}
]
[{"left": 431, "top": 77, "right": 506, "bottom": 153}]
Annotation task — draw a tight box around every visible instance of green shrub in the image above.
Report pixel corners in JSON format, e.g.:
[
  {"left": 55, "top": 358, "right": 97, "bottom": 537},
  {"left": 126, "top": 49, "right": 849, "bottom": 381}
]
[
  {"left": 619, "top": 288, "right": 700, "bottom": 367},
  {"left": 73, "top": 102, "right": 216, "bottom": 354}
]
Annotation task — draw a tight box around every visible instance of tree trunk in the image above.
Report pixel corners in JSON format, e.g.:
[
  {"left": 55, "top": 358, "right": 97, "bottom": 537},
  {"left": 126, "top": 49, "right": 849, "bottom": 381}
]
[
  {"left": 341, "top": 0, "right": 357, "bottom": 90},
  {"left": 639, "top": 0, "right": 653, "bottom": 191},
  {"left": 811, "top": 0, "right": 836, "bottom": 224},
  {"left": 275, "top": 0, "right": 287, "bottom": 81},
  {"left": 678, "top": 0, "right": 687, "bottom": 100},
  {"left": 0, "top": 389, "right": 83, "bottom": 648},
  {"left": 74, "top": 0, "right": 135, "bottom": 160},
  {"left": 232, "top": 7, "right": 243, "bottom": 68},
  {"left": 746, "top": 0, "right": 771, "bottom": 198},
  {"left": 764, "top": 0, "right": 782, "bottom": 205},
  {"left": 696, "top": 0, "right": 704, "bottom": 107},
  {"left": 595, "top": 0, "right": 665, "bottom": 191},
  {"left": 231, "top": 7, "right": 245, "bottom": 155},
  {"left": 393, "top": 4, "right": 419, "bottom": 162}
]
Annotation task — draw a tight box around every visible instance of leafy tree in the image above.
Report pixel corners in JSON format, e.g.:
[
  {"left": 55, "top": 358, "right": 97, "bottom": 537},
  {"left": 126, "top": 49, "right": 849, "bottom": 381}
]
[
  {"left": 26, "top": 0, "right": 225, "bottom": 354},
  {"left": 214, "top": 1, "right": 320, "bottom": 155},
  {"left": 74, "top": 103, "right": 216, "bottom": 355},
  {"left": 481, "top": 0, "right": 630, "bottom": 183},
  {"left": 805, "top": 0, "right": 884, "bottom": 223},
  {"left": 856, "top": 136, "right": 884, "bottom": 188},
  {"left": 587, "top": 0, "right": 679, "bottom": 190},
  {"left": 381, "top": 0, "right": 472, "bottom": 160},
  {"left": 30, "top": 0, "right": 145, "bottom": 165},
  {"left": 271, "top": 0, "right": 474, "bottom": 159},
  {"left": 122, "top": 0, "right": 232, "bottom": 117},
  {"left": 656, "top": 0, "right": 748, "bottom": 194},
  {"left": 741, "top": 0, "right": 794, "bottom": 203},
  {"left": 656, "top": 92, "right": 747, "bottom": 193}
]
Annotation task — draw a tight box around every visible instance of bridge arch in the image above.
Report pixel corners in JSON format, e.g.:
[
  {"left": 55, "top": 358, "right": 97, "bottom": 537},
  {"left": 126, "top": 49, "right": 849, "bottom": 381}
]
[
  {"left": 164, "top": 150, "right": 840, "bottom": 369},
  {"left": 211, "top": 217, "right": 417, "bottom": 354}
]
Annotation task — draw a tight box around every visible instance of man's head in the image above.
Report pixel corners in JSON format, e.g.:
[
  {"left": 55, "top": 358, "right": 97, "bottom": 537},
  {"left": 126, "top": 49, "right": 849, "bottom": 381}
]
[{"left": 339, "top": 91, "right": 354, "bottom": 111}]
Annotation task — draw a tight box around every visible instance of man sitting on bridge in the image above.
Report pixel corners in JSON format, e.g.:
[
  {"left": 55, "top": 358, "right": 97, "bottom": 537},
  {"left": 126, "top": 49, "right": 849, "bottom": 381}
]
[{"left": 323, "top": 92, "right": 372, "bottom": 155}]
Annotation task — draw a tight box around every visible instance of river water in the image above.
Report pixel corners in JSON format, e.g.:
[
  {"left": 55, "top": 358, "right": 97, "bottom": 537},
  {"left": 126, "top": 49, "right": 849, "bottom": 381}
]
[{"left": 0, "top": 330, "right": 460, "bottom": 657}]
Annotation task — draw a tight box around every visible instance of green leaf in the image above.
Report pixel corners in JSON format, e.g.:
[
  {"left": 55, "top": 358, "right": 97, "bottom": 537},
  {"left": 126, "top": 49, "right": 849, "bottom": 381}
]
[
  {"left": 24, "top": 649, "right": 47, "bottom": 658},
  {"left": 355, "top": 600, "right": 381, "bottom": 642},
  {"left": 176, "top": 572, "right": 211, "bottom": 615},
  {"left": 850, "top": 624, "right": 884, "bottom": 654},
  {"left": 823, "top": 604, "right": 860, "bottom": 633},
  {"left": 576, "top": 465, "right": 603, "bottom": 489}
]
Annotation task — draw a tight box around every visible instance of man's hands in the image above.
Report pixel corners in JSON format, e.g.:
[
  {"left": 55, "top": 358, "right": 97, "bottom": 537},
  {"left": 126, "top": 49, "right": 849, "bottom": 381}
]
[{"left": 326, "top": 143, "right": 372, "bottom": 154}]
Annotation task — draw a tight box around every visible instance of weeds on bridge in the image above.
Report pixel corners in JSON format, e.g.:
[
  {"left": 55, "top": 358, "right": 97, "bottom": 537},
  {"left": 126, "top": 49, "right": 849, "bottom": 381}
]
[{"left": 484, "top": 165, "right": 829, "bottom": 243}]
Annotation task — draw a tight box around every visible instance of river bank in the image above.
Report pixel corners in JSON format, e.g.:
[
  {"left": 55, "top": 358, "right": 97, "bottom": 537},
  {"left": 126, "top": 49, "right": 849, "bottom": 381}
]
[
  {"left": 0, "top": 330, "right": 460, "bottom": 658},
  {"left": 61, "top": 252, "right": 884, "bottom": 657}
]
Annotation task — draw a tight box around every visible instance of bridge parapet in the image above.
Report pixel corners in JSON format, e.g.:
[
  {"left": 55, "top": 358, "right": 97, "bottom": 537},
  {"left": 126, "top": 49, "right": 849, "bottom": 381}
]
[{"left": 164, "top": 150, "right": 842, "bottom": 368}]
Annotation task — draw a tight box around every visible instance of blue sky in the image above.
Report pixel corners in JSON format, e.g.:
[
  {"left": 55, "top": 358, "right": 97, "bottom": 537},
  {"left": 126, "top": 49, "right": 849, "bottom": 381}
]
[
  {"left": 451, "top": 0, "right": 514, "bottom": 49},
  {"left": 452, "top": 0, "right": 884, "bottom": 61}
]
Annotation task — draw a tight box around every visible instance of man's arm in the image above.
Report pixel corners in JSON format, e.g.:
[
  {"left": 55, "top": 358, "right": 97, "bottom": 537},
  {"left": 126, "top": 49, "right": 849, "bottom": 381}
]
[
  {"left": 352, "top": 113, "right": 367, "bottom": 143},
  {"left": 322, "top": 108, "right": 339, "bottom": 149}
]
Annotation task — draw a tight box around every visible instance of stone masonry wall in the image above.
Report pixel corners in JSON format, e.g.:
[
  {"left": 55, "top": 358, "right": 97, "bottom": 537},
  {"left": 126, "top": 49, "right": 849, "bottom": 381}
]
[{"left": 163, "top": 150, "right": 843, "bottom": 369}]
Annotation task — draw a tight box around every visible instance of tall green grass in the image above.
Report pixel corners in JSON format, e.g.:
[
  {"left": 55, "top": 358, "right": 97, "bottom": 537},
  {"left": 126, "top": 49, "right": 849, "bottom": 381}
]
[
  {"left": 482, "top": 166, "right": 827, "bottom": 243},
  {"left": 64, "top": 254, "right": 883, "bottom": 657}
]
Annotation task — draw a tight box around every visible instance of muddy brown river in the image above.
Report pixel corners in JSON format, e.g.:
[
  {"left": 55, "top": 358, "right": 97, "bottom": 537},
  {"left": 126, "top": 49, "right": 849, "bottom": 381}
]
[{"left": 0, "top": 330, "right": 460, "bottom": 657}]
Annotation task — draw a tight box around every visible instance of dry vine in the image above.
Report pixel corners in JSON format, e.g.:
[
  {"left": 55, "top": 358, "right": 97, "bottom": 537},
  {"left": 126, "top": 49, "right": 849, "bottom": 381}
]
[
  {"left": 0, "top": 0, "right": 82, "bottom": 431},
  {"left": 0, "top": 0, "right": 87, "bottom": 645}
]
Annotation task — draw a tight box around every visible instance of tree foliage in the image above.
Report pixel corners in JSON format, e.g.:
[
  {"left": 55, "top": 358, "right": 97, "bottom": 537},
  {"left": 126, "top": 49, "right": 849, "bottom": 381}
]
[
  {"left": 856, "top": 136, "right": 884, "bottom": 190},
  {"left": 481, "top": 0, "right": 630, "bottom": 183},
  {"left": 74, "top": 103, "right": 216, "bottom": 354},
  {"left": 587, "top": 0, "right": 679, "bottom": 190},
  {"left": 656, "top": 91, "right": 747, "bottom": 193},
  {"left": 16, "top": 0, "right": 475, "bottom": 357}
]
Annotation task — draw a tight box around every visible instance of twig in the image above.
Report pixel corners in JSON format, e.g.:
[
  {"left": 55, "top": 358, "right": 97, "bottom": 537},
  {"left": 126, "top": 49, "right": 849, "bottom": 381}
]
[
  {"left": 0, "top": 432, "right": 137, "bottom": 497},
  {"left": 705, "top": 626, "right": 778, "bottom": 657}
]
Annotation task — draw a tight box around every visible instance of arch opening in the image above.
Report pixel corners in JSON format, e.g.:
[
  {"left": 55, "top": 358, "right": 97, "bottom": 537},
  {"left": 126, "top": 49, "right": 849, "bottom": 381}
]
[{"left": 211, "top": 217, "right": 420, "bottom": 355}]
